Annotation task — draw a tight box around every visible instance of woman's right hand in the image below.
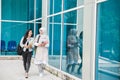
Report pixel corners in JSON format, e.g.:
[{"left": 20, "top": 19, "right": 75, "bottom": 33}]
[
  {"left": 38, "top": 44, "right": 42, "bottom": 47},
  {"left": 38, "top": 43, "right": 45, "bottom": 47}
]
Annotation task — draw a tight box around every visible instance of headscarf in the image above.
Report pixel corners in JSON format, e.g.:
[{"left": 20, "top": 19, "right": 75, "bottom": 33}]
[
  {"left": 39, "top": 27, "right": 46, "bottom": 34},
  {"left": 69, "top": 29, "right": 77, "bottom": 35}
]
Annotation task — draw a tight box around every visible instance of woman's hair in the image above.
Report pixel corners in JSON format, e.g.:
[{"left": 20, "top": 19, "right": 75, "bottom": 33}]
[
  {"left": 69, "top": 29, "right": 77, "bottom": 35},
  {"left": 23, "top": 29, "right": 32, "bottom": 44},
  {"left": 79, "top": 31, "right": 83, "bottom": 39}
]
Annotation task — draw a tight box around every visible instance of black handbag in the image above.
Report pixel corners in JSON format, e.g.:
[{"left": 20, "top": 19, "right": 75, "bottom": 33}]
[{"left": 17, "top": 44, "right": 23, "bottom": 55}]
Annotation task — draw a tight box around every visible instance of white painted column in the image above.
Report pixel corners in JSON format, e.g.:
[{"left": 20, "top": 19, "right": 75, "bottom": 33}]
[
  {"left": 82, "top": 0, "right": 97, "bottom": 80},
  {"left": 60, "top": 0, "right": 64, "bottom": 70},
  {"left": 42, "top": 0, "right": 48, "bottom": 33}
]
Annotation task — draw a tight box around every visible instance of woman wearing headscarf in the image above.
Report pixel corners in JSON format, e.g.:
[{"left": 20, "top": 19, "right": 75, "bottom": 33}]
[
  {"left": 66, "top": 28, "right": 81, "bottom": 73},
  {"left": 34, "top": 27, "right": 49, "bottom": 77}
]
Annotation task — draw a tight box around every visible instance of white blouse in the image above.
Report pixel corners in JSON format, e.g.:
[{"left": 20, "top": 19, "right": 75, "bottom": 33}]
[
  {"left": 20, "top": 37, "right": 34, "bottom": 52},
  {"left": 34, "top": 34, "right": 49, "bottom": 48}
]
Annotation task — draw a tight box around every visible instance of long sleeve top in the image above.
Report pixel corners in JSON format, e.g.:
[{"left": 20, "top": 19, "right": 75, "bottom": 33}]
[
  {"left": 20, "top": 37, "right": 34, "bottom": 52},
  {"left": 34, "top": 34, "right": 49, "bottom": 48}
]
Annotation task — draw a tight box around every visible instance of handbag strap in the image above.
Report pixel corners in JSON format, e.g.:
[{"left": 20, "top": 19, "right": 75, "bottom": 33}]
[{"left": 37, "top": 35, "right": 40, "bottom": 43}]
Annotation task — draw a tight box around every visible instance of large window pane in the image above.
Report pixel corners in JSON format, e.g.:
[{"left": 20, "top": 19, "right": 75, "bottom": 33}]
[
  {"left": 54, "top": 0, "right": 62, "bottom": 13},
  {"left": 35, "top": 22, "right": 42, "bottom": 35},
  {"left": 0, "top": 22, "right": 34, "bottom": 55},
  {"left": 54, "top": 15, "right": 61, "bottom": 23},
  {"left": 49, "top": 0, "right": 62, "bottom": 14},
  {"left": 2, "top": 0, "right": 28, "bottom": 21},
  {"left": 48, "top": 24, "right": 53, "bottom": 55},
  {"left": 49, "top": 0, "right": 53, "bottom": 14},
  {"left": 64, "top": 0, "right": 77, "bottom": 10},
  {"left": 48, "top": 24, "right": 61, "bottom": 69},
  {"left": 61, "top": 25, "right": 77, "bottom": 73},
  {"left": 28, "top": 0, "right": 34, "bottom": 20},
  {"left": 64, "top": 0, "right": 84, "bottom": 10},
  {"left": 61, "top": 8, "right": 83, "bottom": 79},
  {"left": 64, "top": 10, "right": 77, "bottom": 24},
  {"left": 36, "top": 0, "right": 42, "bottom": 19},
  {"left": 96, "top": 0, "right": 120, "bottom": 80},
  {"left": 48, "top": 17, "right": 53, "bottom": 23},
  {"left": 53, "top": 24, "right": 61, "bottom": 55}
]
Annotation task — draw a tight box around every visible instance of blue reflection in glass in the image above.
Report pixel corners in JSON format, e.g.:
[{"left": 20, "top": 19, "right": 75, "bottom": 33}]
[{"left": 96, "top": 0, "right": 120, "bottom": 80}]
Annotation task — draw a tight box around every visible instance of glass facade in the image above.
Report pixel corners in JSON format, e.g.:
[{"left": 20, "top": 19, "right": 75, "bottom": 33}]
[
  {"left": 48, "top": 0, "right": 84, "bottom": 79},
  {"left": 0, "top": 0, "right": 120, "bottom": 80},
  {"left": 0, "top": 0, "right": 42, "bottom": 55},
  {"left": 28, "top": 0, "right": 34, "bottom": 20},
  {"left": 2, "top": 0, "right": 28, "bottom": 21},
  {"left": 64, "top": 0, "right": 84, "bottom": 10},
  {"left": 1, "top": 22, "right": 34, "bottom": 55}
]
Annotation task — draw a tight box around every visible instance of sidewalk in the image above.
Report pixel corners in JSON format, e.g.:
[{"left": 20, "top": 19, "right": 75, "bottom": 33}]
[{"left": 0, "top": 60, "right": 62, "bottom": 80}]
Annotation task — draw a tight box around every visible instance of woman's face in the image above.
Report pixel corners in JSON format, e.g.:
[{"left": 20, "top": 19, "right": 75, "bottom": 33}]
[{"left": 28, "top": 30, "right": 32, "bottom": 37}]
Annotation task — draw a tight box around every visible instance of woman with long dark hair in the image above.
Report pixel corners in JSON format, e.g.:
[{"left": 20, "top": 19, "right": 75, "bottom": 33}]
[{"left": 20, "top": 29, "right": 34, "bottom": 78}]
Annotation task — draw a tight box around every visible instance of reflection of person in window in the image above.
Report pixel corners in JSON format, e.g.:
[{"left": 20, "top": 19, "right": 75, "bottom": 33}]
[
  {"left": 34, "top": 27, "right": 49, "bottom": 77},
  {"left": 20, "top": 29, "right": 34, "bottom": 78},
  {"left": 77, "top": 31, "right": 83, "bottom": 74},
  {"left": 66, "top": 29, "right": 81, "bottom": 73}
]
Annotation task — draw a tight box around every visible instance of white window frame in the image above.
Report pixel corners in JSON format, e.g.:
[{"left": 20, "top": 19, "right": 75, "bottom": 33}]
[{"left": 82, "top": 0, "right": 107, "bottom": 80}]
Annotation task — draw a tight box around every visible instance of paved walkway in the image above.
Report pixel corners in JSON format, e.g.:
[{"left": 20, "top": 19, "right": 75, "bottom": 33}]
[{"left": 0, "top": 60, "right": 62, "bottom": 80}]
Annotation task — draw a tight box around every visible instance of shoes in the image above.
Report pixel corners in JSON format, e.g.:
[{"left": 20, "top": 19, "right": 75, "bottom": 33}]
[
  {"left": 25, "top": 73, "right": 28, "bottom": 78},
  {"left": 39, "top": 73, "right": 43, "bottom": 77},
  {"left": 25, "top": 76, "right": 28, "bottom": 78}
]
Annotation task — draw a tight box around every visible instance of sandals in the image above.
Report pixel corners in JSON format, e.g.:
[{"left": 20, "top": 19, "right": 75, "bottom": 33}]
[{"left": 25, "top": 73, "right": 28, "bottom": 78}]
